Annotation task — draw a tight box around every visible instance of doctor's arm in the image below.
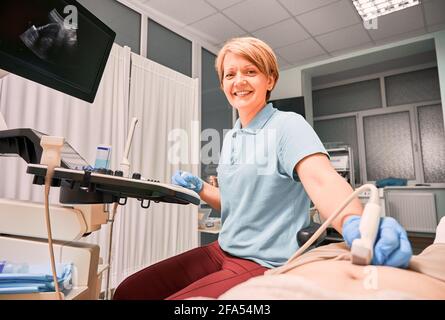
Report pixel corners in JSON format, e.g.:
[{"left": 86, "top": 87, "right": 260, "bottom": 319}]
[
  {"left": 199, "top": 182, "right": 221, "bottom": 212},
  {"left": 295, "top": 153, "right": 412, "bottom": 268},
  {"left": 295, "top": 153, "right": 363, "bottom": 234}
]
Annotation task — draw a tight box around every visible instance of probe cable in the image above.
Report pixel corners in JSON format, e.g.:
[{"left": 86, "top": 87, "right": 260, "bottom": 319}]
[
  {"left": 104, "top": 202, "right": 119, "bottom": 300},
  {"left": 44, "top": 174, "right": 63, "bottom": 300}
]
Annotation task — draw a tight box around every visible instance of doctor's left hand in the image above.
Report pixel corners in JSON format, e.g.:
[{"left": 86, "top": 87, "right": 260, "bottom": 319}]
[
  {"left": 171, "top": 170, "right": 203, "bottom": 193},
  {"left": 342, "top": 215, "right": 413, "bottom": 268}
]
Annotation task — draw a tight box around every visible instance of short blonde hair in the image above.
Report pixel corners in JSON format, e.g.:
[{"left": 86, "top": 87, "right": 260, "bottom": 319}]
[{"left": 215, "top": 37, "right": 279, "bottom": 101}]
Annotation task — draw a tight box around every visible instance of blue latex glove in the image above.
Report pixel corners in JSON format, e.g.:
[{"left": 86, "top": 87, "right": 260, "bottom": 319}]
[
  {"left": 171, "top": 170, "right": 203, "bottom": 193},
  {"left": 342, "top": 215, "right": 412, "bottom": 268}
]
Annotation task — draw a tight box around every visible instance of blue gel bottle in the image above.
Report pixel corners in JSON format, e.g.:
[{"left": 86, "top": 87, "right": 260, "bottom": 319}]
[{"left": 94, "top": 145, "right": 112, "bottom": 169}]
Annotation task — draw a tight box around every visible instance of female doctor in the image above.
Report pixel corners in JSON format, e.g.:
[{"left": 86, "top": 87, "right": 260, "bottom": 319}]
[{"left": 113, "top": 37, "right": 412, "bottom": 300}]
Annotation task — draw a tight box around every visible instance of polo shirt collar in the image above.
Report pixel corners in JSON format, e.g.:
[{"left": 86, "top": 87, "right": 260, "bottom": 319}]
[{"left": 233, "top": 103, "right": 276, "bottom": 133}]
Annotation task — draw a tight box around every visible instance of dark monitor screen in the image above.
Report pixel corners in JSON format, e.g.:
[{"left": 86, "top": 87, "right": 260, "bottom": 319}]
[
  {"left": 0, "top": 0, "right": 116, "bottom": 103},
  {"left": 270, "top": 96, "right": 305, "bottom": 118}
]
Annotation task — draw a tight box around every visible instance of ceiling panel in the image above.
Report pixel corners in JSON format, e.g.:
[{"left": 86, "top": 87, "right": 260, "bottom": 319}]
[
  {"left": 205, "top": 0, "right": 245, "bottom": 11},
  {"left": 368, "top": 5, "right": 425, "bottom": 41},
  {"left": 278, "top": 0, "right": 340, "bottom": 16},
  {"left": 252, "top": 18, "right": 310, "bottom": 49},
  {"left": 374, "top": 28, "right": 427, "bottom": 47},
  {"left": 222, "top": 0, "right": 290, "bottom": 32},
  {"left": 276, "top": 54, "right": 291, "bottom": 69},
  {"left": 429, "top": 23, "right": 445, "bottom": 33},
  {"left": 423, "top": 0, "right": 445, "bottom": 27},
  {"left": 296, "top": 54, "right": 331, "bottom": 66},
  {"left": 187, "top": 13, "right": 245, "bottom": 45},
  {"left": 144, "top": 0, "right": 217, "bottom": 25},
  {"left": 296, "top": 0, "right": 361, "bottom": 36},
  {"left": 330, "top": 42, "right": 375, "bottom": 57},
  {"left": 316, "top": 23, "right": 372, "bottom": 53},
  {"left": 275, "top": 38, "right": 326, "bottom": 64},
  {"left": 129, "top": 0, "right": 443, "bottom": 69}
]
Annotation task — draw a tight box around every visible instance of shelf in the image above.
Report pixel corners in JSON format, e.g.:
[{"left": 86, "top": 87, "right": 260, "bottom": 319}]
[
  {"left": 198, "top": 217, "right": 221, "bottom": 234},
  {"left": 327, "top": 145, "right": 354, "bottom": 189},
  {"left": 326, "top": 147, "right": 350, "bottom": 152},
  {"left": 198, "top": 226, "right": 220, "bottom": 234}
]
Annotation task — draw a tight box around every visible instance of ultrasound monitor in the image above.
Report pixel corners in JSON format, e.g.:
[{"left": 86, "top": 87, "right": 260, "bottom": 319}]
[{"left": 0, "top": 0, "right": 116, "bottom": 103}]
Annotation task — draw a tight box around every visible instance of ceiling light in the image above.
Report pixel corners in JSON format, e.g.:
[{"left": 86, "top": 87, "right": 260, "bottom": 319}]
[{"left": 352, "top": 0, "right": 420, "bottom": 21}]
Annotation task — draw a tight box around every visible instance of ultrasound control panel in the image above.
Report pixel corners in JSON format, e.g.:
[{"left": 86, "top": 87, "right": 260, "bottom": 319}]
[{"left": 27, "top": 164, "right": 200, "bottom": 208}]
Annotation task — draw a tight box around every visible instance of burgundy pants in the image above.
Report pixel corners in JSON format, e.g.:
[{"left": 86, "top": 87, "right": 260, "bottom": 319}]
[{"left": 113, "top": 241, "right": 268, "bottom": 300}]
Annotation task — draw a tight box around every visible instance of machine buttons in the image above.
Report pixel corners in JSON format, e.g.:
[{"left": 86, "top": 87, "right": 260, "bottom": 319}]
[
  {"left": 114, "top": 170, "right": 123, "bottom": 177},
  {"left": 97, "top": 168, "right": 107, "bottom": 174},
  {"left": 132, "top": 172, "right": 141, "bottom": 180}
]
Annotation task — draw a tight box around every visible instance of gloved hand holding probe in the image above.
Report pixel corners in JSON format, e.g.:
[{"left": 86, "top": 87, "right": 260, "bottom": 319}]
[
  {"left": 171, "top": 170, "right": 203, "bottom": 193},
  {"left": 342, "top": 215, "right": 413, "bottom": 268}
]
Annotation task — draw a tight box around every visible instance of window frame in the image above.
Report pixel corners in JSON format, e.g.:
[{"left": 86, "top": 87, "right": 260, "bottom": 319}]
[
  {"left": 414, "top": 102, "right": 445, "bottom": 185},
  {"left": 358, "top": 104, "right": 421, "bottom": 185}
]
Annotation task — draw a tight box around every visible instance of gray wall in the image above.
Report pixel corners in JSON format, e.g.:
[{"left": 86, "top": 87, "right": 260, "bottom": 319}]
[
  {"left": 201, "top": 48, "right": 231, "bottom": 179},
  {"left": 77, "top": 0, "right": 141, "bottom": 54},
  {"left": 147, "top": 19, "right": 192, "bottom": 77}
]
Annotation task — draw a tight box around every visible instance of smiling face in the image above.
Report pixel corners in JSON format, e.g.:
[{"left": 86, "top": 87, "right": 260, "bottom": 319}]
[{"left": 222, "top": 52, "right": 275, "bottom": 112}]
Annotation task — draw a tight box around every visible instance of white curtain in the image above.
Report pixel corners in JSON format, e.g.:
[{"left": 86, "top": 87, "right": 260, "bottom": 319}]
[
  {"left": 0, "top": 45, "right": 200, "bottom": 291},
  {"left": 111, "top": 53, "right": 199, "bottom": 286},
  {"left": 0, "top": 43, "right": 130, "bottom": 288},
  {"left": 0, "top": 79, "right": 6, "bottom": 130}
]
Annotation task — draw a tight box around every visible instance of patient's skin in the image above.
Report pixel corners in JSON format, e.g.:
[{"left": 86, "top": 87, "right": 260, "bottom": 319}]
[{"left": 284, "top": 260, "right": 445, "bottom": 299}]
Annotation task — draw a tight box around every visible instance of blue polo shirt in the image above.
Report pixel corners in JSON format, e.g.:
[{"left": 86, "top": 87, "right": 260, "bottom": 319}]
[{"left": 217, "top": 103, "right": 328, "bottom": 268}]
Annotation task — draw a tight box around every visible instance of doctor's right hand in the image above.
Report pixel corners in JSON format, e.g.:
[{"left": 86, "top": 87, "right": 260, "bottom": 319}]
[
  {"left": 171, "top": 170, "right": 203, "bottom": 193},
  {"left": 342, "top": 215, "right": 412, "bottom": 268}
]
